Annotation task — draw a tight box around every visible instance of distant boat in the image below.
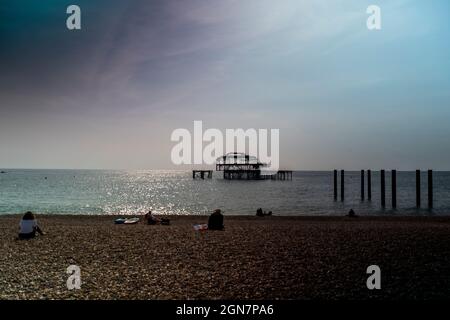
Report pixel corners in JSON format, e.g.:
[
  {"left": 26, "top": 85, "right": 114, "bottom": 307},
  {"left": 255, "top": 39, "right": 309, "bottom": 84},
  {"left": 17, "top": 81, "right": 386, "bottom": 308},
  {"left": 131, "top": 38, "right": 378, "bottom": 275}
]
[{"left": 0, "top": 171, "right": 6, "bottom": 174}]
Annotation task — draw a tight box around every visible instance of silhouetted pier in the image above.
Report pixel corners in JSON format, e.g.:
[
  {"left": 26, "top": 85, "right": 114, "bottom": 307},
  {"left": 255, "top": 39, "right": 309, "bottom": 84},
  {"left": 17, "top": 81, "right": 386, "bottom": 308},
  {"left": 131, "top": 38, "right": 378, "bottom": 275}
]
[
  {"left": 192, "top": 170, "right": 212, "bottom": 179},
  {"left": 215, "top": 153, "right": 290, "bottom": 180},
  {"left": 192, "top": 153, "right": 294, "bottom": 181},
  {"left": 216, "top": 152, "right": 264, "bottom": 180},
  {"left": 262, "top": 170, "right": 293, "bottom": 180}
]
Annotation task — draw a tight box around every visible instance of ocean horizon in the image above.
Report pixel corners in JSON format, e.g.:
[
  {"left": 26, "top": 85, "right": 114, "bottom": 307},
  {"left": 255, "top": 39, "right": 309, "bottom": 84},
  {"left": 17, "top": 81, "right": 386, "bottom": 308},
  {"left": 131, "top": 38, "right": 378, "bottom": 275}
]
[{"left": 1, "top": 169, "right": 449, "bottom": 216}]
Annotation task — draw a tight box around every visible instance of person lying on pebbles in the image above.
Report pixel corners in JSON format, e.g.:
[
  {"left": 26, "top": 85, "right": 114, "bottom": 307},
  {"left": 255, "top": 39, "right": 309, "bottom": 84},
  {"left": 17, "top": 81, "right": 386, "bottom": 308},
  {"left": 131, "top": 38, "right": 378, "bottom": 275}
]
[{"left": 144, "top": 211, "right": 170, "bottom": 225}]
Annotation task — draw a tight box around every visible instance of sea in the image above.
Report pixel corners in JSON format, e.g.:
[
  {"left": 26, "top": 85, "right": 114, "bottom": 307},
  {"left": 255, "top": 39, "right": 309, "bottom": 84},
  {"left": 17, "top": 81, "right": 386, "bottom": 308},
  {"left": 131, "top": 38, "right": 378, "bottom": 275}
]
[{"left": 1, "top": 170, "right": 450, "bottom": 216}]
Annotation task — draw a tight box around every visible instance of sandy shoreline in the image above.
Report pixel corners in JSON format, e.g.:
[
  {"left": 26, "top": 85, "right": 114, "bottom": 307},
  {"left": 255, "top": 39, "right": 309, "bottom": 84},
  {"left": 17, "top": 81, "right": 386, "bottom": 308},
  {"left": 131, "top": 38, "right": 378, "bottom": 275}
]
[{"left": 1, "top": 214, "right": 450, "bottom": 300}]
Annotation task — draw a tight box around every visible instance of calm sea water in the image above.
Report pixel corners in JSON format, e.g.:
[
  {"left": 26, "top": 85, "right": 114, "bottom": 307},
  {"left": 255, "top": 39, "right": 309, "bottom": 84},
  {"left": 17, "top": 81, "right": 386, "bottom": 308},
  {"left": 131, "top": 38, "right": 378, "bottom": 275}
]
[{"left": 1, "top": 170, "right": 450, "bottom": 216}]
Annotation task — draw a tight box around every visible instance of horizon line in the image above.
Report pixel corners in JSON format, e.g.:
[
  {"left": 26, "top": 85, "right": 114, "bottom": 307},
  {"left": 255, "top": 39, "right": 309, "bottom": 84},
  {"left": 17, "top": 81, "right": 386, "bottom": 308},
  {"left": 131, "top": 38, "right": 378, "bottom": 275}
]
[{"left": 1, "top": 168, "right": 448, "bottom": 172}]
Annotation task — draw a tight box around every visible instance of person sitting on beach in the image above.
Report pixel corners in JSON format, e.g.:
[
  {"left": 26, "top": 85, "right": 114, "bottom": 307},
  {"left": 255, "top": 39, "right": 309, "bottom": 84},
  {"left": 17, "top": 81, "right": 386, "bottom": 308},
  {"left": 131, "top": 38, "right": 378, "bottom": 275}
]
[
  {"left": 347, "top": 209, "right": 357, "bottom": 218},
  {"left": 18, "top": 211, "right": 44, "bottom": 239},
  {"left": 208, "top": 209, "right": 224, "bottom": 230},
  {"left": 256, "top": 208, "right": 273, "bottom": 217},
  {"left": 256, "top": 208, "right": 264, "bottom": 217},
  {"left": 144, "top": 211, "right": 161, "bottom": 225}
]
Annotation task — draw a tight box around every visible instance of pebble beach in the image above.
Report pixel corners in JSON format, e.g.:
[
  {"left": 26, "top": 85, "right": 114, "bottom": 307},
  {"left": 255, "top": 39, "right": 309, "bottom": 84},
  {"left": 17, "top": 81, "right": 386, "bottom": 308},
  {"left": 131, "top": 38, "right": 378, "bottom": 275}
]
[{"left": 1, "top": 215, "right": 450, "bottom": 300}]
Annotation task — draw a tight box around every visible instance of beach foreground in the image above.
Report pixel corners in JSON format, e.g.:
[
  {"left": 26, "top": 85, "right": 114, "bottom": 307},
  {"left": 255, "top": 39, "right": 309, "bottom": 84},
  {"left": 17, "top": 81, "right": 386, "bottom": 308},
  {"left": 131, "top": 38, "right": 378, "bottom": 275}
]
[{"left": 1, "top": 215, "right": 450, "bottom": 300}]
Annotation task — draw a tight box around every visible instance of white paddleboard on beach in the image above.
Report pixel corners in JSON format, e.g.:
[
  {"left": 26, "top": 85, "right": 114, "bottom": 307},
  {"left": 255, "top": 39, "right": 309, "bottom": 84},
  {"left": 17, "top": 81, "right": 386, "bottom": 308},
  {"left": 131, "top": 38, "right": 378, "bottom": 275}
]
[{"left": 115, "top": 217, "right": 140, "bottom": 224}]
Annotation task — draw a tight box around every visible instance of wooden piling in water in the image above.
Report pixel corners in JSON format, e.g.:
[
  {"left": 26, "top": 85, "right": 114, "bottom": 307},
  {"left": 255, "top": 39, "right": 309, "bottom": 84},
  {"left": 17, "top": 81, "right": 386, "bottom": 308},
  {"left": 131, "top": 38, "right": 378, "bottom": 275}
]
[
  {"left": 392, "top": 170, "right": 397, "bottom": 209},
  {"left": 416, "top": 170, "right": 421, "bottom": 208},
  {"left": 381, "top": 170, "right": 385, "bottom": 208},
  {"left": 333, "top": 170, "right": 337, "bottom": 200},
  {"left": 428, "top": 170, "right": 433, "bottom": 209},
  {"left": 361, "top": 170, "right": 365, "bottom": 200},
  {"left": 329, "top": 168, "right": 435, "bottom": 210}
]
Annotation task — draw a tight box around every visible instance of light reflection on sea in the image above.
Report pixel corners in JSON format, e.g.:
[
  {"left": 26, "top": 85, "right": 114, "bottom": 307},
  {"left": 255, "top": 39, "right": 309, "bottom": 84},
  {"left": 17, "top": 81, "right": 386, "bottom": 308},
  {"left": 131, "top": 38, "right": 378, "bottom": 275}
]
[{"left": 0, "top": 170, "right": 450, "bottom": 215}]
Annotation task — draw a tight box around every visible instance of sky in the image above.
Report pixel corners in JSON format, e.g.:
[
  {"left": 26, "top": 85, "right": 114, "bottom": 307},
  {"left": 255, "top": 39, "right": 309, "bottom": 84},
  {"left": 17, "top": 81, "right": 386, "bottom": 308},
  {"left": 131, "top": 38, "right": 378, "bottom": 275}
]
[{"left": 0, "top": 0, "right": 449, "bottom": 170}]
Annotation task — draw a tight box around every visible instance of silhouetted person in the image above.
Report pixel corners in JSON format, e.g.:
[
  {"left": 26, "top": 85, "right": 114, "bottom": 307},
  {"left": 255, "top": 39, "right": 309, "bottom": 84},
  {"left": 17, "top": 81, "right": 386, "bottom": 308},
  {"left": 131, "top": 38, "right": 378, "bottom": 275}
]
[
  {"left": 208, "top": 209, "right": 224, "bottom": 230},
  {"left": 347, "top": 209, "right": 357, "bottom": 218},
  {"left": 144, "top": 210, "right": 160, "bottom": 225},
  {"left": 18, "top": 212, "right": 44, "bottom": 239},
  {"left": 256, "top": 208, "right": 264, "bottom": 217}
]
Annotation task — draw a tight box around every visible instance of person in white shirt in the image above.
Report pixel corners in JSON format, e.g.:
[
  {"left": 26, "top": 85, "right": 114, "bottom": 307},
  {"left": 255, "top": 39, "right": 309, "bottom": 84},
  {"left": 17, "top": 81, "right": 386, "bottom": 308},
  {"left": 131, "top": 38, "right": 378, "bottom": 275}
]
[{"left": 18, "top": 211, "right": 44, "bottom": 239}]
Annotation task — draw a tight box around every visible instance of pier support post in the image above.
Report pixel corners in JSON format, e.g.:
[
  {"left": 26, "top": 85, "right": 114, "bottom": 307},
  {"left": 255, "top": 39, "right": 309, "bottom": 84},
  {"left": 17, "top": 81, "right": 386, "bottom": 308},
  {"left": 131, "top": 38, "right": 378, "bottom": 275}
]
[
  {"left": 361, "top": 170, "right": 365, "bottom": 200},
  {"left": 333, "top": 170, "right": 337, "bottom": 200},
  {"left": 428, "top": 170, "right": 433, "bottom": 209},
  {"left": 392, "top": 170, "right": 397, "bottom": 209},
  {"left": 340, "top": 170, "right": 344, "bottom": 201},
  {"left": 381, "top": 170, "right": 385, "bottom": 208},
  {"left": 416, "top": 170, "right": 421, "bottom": 208},
  {"left": 367, "top": 170, "right": 371, "bottom": 200}
]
